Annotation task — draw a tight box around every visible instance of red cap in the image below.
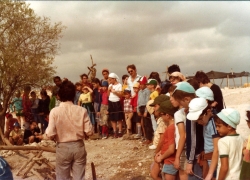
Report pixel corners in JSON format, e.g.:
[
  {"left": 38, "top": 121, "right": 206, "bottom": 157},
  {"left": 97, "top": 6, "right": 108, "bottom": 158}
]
[
  {"left": 138, "top": 76, "right": 147, "bottom": 85},
  {"left": 5, "top": 113, "right": 12, "bottom": 119}
]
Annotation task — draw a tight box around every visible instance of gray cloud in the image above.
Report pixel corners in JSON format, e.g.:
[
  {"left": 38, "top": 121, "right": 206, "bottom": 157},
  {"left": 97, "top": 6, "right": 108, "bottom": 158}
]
[{"left": 27, "top": 1, "right": 250, "bottom": 83}]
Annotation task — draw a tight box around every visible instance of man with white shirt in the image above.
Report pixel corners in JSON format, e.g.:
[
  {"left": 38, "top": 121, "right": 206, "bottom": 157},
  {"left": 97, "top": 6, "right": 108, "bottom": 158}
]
[
  {"left": 126, "top": 64, "right": 141, "bottom": 96},
  {"left": 46, "top": 80, "right": 93, "bottom": 180}
]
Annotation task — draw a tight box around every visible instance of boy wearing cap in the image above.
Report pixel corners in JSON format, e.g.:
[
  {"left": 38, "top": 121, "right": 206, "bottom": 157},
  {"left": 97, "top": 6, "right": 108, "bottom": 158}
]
[
  {"left": 147, "top": 79, "right": 159, "bottom": 132},
  {"left": 131, "top": 82, "right": 141, "bottom": 136},
  {"left": 214, "top": 108, "right": 244, "bottom": 180},
  {"left": 147, "top": 79, "right": 159, "bottom": 100},
  {"left": 136, "top": 76, "right": 151, "bottom": 139},
  {"left": 9, "top": 122, "right": 23, "bottom": 145},
  {"left": 151, "top": 100, "right": 178, "bottom": 180},
  {"left": 149, "top": 95, "right": 169, "bottom": 150},
  {"left": 171, "top": 82, "right": 204, "bottom": 179},
  {"left": 187, "top": 98, "right": 220, "bottom": 180}
]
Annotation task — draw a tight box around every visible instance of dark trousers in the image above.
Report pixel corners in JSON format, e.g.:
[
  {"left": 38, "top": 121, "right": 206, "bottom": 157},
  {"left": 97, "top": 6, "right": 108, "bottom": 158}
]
[
  {"left": 142, "top": 116, "right": 153, "bottom": 141},
  {"left": 131, "top": 112, "right": 138, "bottom": 134}
]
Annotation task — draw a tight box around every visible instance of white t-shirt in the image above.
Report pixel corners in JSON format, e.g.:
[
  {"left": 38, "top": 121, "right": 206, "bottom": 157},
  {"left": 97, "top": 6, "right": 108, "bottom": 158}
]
[
  {"left": 108, "top": 83, "right": 122, "bottom": 102},
  {"left": 217, "top": 134, "right": 244, "bottom": 180},
  {"left": 174, "top": 108, "right": 186, "bottom": 149},
  {"left": 127, "top": 74, "right": 141, "bottom": 96}
]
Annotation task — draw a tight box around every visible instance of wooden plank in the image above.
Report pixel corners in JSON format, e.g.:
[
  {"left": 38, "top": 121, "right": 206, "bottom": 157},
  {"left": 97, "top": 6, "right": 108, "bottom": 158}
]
[{"left": 0, "top": 145, "right": 56, "bottom": 153}]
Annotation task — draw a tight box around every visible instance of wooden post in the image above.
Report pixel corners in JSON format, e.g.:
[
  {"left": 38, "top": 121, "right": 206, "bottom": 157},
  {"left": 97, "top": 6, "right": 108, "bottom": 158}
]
[
  {"left": 227, "top": 75, "right": 229, "bottom": 88},
  {"left": 22, "top": 151, "right": 43, "bottom": 179},
  {"left": 220, "top": 78, "right": 224, "bottom": 88},
  {"left": 232, "top": 77, "right": 236, "bottom": 88},
  {"left": 16, "top": 154, "right": 36, "bottom": 176}
]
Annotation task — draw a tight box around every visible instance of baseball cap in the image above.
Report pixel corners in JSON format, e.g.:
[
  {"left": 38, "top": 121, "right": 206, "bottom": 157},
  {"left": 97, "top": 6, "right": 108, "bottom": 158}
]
[
  {"left": 5, "top": 113, "right": 13, "bottom": 119},
  {"left": 102, "top": 81, "right": 109, "bottom": 87},
  {"left": 196, "top": 87, "right": 214, "bottom": 101},
  {"left": 187, "top": 98, "right": 208, "bottom": 120},
  {"left": 146, "top": 100, "right": 155, "bottom": 115},
  {"left": 173, "top": 82, "right": 195, "bottom": 94},
  {"left": 138, "top": 76, "right": 147, "bottom": 85},
  {"left": 216, "top": 108, "right": 240, "bottom": 128},
  {"left": 158, "top": 100, "right": 178, "bottom": 116},
  {"left": 150, "top": 94, "right": 170, "bottom": 106},
  {"left": 146, "top": 79, "right": 157, "bottom": 86},
  {"left": 13, "top": 122, "right": 20, "bottom": 127},
  {"left": 133, "top": 82, "right": 140, "bottom": 88}
]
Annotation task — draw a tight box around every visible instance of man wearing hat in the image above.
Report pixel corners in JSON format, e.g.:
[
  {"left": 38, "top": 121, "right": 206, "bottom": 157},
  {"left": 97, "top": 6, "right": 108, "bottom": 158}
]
[{"left": 4, "top": 113, "right": 18, "bottom": 139}]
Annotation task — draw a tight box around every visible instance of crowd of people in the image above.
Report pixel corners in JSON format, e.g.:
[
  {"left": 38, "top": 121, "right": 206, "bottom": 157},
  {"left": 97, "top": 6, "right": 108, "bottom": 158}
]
[{"left": 4, "top": 64, "right": 250, "bottom": 180}]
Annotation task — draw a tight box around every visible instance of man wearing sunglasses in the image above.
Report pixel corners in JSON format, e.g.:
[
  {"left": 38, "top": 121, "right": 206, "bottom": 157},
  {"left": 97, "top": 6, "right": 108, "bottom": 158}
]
[{"left": 127, "top": 64, "right": 141, "bottom": 96}]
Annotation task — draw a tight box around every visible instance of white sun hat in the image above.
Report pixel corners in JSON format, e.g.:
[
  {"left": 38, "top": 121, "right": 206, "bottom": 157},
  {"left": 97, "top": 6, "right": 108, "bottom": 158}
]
[{"left": 187, "top": 98, "right": 208, "bottom": 121}]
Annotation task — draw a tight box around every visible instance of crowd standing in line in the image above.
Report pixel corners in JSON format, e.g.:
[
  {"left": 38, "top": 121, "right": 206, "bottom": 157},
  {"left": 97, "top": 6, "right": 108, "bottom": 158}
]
[{"left": 4, "top": 64, "right": 250, "bottom": 180}]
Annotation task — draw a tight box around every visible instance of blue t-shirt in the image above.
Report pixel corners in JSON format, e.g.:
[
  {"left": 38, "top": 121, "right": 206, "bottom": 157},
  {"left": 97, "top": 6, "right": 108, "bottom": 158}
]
[{"left": 203, "top": 117, "right": 219, "bottom": 154}]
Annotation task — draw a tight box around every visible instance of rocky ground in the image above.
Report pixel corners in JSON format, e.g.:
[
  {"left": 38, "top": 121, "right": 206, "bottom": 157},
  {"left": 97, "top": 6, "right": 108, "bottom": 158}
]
[{"left": 4, "top": 136, "right": 155, "bottom": 180}]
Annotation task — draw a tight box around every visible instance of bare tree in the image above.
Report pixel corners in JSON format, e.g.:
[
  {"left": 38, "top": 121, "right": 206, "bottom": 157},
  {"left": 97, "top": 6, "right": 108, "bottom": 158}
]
[{"left": 0, "top": 0, "right": 65, "bottom": 135}]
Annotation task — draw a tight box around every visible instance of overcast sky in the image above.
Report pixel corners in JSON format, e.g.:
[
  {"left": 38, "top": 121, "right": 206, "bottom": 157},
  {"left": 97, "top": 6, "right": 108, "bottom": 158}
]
[{"left": 27, "top": 1, "right": 250, "bottom": 83}]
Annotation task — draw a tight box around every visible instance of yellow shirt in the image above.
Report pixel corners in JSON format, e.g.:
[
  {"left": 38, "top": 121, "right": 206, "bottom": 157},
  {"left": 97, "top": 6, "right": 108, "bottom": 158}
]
[
  {"left": 150, "top": 90, "right": 159, "bottom": 100},
  {"left": 9, "top": 129, "right": 23, "bottom": 138},
  {"left": 79, "top": 92, "right": 92, "bottom": 103}
]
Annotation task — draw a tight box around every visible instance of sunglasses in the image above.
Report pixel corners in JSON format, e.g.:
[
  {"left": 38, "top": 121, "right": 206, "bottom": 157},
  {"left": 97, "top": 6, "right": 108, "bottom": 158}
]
[{"left": 128, "top": 70, "right": 134, "bottom": 74}]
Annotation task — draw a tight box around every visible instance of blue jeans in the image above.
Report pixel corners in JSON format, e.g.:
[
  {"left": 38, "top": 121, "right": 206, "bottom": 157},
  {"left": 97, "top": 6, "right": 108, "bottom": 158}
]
[{"left": 188, "top": 160, "right": 202, "bottom": 180}]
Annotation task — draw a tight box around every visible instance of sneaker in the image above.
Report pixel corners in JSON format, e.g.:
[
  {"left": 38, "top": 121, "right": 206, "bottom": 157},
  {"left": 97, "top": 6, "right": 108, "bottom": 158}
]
[
  {"left": 102, "top": 136, "right": 107, "bottom": 139},
  {"left": 149, "top": 144, "right": 156, "bottom": 150},
  {"left": 134, "top": 134, "right": 141, "bottom": 139}
]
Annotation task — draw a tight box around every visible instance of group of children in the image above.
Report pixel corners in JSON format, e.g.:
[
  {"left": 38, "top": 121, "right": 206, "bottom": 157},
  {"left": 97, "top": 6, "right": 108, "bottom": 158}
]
[{"left": 148, "top": 81, "right": 249, "bottom": 180}]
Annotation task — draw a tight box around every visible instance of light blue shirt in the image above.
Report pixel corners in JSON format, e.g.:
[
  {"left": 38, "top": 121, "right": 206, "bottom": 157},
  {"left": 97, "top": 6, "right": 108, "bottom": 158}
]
[{"left": 204, "top": 118, "right": 219, "bottom": 153}]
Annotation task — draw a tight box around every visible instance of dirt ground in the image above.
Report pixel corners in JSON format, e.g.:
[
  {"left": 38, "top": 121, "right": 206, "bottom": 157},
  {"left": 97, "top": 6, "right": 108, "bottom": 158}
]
[{"left": 5, "top": 135, "right": 155, "bottom": 180}]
